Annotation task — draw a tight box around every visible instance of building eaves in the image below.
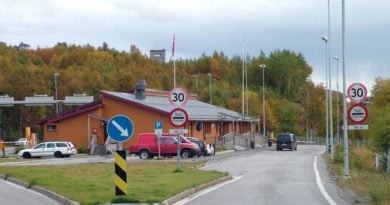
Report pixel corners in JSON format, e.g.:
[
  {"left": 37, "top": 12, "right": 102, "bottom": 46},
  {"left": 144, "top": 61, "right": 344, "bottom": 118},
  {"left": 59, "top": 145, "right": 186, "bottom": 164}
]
[{"left": 37, "top": 100, "right": 104, "bottom": 124}]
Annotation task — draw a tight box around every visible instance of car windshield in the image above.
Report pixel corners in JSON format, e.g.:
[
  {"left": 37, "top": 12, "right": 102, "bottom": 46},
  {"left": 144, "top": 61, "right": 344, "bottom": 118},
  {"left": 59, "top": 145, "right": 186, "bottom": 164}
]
[
  {"left": 187, "top": 137, "right": 200, "bottom": 142},
  {"left": 173, "top": 136, "right": 190, "bottom": 143},
  {"left": 33, "top": 143, "right": 45, "bottom": 149},
  {"left": 277, "top": 134, "right": 291, "bottom": 141}
]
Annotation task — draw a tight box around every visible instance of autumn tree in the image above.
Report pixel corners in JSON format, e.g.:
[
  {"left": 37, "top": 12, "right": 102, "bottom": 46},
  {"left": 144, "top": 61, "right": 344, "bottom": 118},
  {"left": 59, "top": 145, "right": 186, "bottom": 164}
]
[{"left": 369, "top": 77, "right": 390, "bottom": 153}]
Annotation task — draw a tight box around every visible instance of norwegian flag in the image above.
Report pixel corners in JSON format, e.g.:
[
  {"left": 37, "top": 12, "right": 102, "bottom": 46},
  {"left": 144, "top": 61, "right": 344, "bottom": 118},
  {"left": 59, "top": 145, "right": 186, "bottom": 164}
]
[{"left": 171, "top": 34, "right": 175, "bottom": 57}]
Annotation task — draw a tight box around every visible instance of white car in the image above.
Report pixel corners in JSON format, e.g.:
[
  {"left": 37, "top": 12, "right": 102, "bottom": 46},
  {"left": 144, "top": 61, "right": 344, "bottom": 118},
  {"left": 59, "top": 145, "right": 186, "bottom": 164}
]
[
  {"left": 18, "top": 141, "right": 77, "bottom": 158},
  {"left": 14, "top": 138, "right": 27, "bottom": 146}
]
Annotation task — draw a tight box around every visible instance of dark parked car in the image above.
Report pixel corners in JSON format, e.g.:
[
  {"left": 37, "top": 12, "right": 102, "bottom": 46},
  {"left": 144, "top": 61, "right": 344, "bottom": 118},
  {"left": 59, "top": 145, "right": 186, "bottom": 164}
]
[
  {"left": 186, "top": 137, "right": 209, "bottom": 156},
  {"left": 276, "top": 133, "right": 297, "bottom": 151}
]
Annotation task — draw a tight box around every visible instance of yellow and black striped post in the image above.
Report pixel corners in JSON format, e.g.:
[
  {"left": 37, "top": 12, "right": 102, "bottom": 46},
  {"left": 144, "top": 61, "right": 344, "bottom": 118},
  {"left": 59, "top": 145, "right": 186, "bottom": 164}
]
[{"left": 114, "top": 150, "right": 127, "bottom": 196}]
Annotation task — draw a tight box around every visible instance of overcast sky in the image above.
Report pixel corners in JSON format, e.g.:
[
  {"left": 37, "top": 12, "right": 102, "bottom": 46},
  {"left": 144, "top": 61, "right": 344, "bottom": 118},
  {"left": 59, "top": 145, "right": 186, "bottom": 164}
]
[{"left": 0, "top": 0, "right": 389, "bottom": 94}]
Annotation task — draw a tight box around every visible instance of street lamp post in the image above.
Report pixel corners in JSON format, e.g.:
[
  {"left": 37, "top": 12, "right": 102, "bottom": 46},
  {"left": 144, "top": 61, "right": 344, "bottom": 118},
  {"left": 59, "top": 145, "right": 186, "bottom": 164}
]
[
  {"left": 333, "top": 56, "right": 340, "bottom": 144},
  {"left": 208, "top": 73, "right": 212, "bottom": 104},
  {"left": 342, "top": 0, "right": 349, "bottom": 177},
  {"left": 190, "top": 74, "right": 198, "bottom": 94},
  {"left": 321, "top": 36, "right": 329, "bottom": 154},
  {"left": 54, "top": 73, "right": 59, "bottom": 114},
  {"left": 195, "top": 75, "right": 198, "bottom": 95},
  {"left": 259, "top": 64, "right": 266, "bottom": 144},
  {"left": 326, "top": 0, "right": 334, "bottom": 160},
  {"left": 245, "top": 57, "right": 248, "bottom": 116},
  {"left": 242, "top": 39, "right": 246, "bottom": 115}
]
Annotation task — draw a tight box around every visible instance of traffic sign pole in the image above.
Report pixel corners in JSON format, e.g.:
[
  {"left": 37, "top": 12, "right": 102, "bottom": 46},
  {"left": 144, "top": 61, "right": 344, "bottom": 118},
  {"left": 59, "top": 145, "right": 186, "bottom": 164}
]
[
  {"left": 107, "top": 115, "right": 134, "bottom": 196},
  {"left": 154, "top": 121, "right": 163, "bottom": 159},
  {"left": 168, "top": 88, "right": 189, "bottom": 170}
]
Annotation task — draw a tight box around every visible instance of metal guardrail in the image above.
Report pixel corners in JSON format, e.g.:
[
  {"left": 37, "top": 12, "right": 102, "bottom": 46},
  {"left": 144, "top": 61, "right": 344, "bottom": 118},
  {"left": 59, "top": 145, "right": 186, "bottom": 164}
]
[
  {"left": 218, "top": 132, "right": 258, "bottom": 150},
  {"left": 0, "top": 93, "right": 94, "bottom": 106}
]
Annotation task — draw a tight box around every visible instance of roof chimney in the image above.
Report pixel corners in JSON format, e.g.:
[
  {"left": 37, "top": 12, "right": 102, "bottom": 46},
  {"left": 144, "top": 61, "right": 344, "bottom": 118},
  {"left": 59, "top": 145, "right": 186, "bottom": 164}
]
[{"left": 134, "top": 79, "right": 147, "bottom": 100}]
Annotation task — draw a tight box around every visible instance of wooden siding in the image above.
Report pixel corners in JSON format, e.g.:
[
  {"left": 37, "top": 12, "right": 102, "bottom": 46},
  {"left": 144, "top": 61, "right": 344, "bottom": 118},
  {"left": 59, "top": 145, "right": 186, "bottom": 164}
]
[
  {"left": 42, "top": 92, "right": 253, "bottom": 151},
  {"left": 44, "top": 108, "right": 104, "bottom": 147},
  {"left": 102, "top": 97, "right": 178, "bottom": 148}
]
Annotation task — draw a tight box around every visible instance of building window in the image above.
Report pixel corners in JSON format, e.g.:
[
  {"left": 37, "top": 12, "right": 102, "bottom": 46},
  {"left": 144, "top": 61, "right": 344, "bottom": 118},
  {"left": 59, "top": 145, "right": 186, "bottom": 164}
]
[
  {"left": 47, "top": 125, "right": 57, "bottom": 132},
  {"left": 196, "top": 122, "right": 203, "bottom": 131}
]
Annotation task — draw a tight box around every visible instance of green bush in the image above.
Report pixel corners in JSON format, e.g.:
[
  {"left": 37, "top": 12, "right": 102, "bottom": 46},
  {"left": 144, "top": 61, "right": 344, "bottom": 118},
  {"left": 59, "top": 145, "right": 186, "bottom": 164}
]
[
  {"left": 14, "top": 146, "right": 25, "bottom": 154},
  {"left": 333, "top": 144, "right": 344, "bottom": 164},
  {"left": 76, "top": 145, "right": 86, "bottom": 154}
]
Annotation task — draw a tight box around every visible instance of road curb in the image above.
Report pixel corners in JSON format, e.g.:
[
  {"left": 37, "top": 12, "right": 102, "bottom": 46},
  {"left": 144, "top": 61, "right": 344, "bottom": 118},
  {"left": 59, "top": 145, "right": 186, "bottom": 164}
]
[
  {"left": 0, "top": 174, "right": 78, "bottom": 205},
  {"left": 161, "top": 175, "right": 233, "bottom": 205}
]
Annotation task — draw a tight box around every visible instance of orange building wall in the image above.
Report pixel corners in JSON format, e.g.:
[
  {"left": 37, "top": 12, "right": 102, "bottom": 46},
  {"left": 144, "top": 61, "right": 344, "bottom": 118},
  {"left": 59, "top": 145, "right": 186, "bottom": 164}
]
[
  {"left": 42, "top": 94, "right": 251, "bottom": 150},
  {"left": 44, "top": 108, "right": 105, "bottom": 147},
  {"left": 102, "top": 97, "right": 184, "bottom": 148}
]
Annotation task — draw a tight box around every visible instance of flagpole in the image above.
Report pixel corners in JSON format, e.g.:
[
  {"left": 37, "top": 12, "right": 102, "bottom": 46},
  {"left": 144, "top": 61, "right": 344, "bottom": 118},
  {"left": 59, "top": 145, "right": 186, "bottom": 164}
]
[
  {"left": 174, "top": 56, "right": 176, "bottom": 88},
  {"left": 242, "top": 39, "right": 245, "bottom": 115},
  {"left": 172, "top": 34, "right": 176, "bottom": 88}
]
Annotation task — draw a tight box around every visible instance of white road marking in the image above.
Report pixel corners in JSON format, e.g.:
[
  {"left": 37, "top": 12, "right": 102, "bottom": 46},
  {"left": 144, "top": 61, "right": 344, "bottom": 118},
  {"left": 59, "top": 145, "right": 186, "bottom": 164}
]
[
  {"left": 313, "top": 154, "right": 337, "bottom": 205},
  {"left": 173, "top": 175, "right": 243, "bottom": 205}
]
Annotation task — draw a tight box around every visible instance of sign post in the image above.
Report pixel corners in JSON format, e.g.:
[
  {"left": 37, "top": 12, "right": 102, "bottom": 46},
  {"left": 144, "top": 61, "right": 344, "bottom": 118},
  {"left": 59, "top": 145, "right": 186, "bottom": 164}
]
[
  {"left": 107, "top": 115, "right": 134, "bottom": 196},
  {"left": 168, "top": 88, "right": 189, "bottom": 170},
  {"left": 154, "top": 121, "right": 163, "bottom": 159},
  {"left": 344, "top": 82, "right": 369, "bottom": 177},
  {"left": 169, "top": 107, "right": 188, "bottom": 169}
]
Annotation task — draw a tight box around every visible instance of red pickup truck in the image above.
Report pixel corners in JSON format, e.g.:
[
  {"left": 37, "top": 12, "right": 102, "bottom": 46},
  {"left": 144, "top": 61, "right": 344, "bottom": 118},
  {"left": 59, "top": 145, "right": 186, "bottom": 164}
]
[{"left": 129, "top": 133, "right": 200, "bottom": 159}]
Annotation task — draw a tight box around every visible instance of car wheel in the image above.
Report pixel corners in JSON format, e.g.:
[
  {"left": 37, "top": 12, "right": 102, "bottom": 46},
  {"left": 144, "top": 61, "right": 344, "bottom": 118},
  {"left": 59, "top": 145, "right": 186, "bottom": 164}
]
[
  {"left": 181, "top": 150, "right": 191, "bottom": 159},
  {"left": 22, "top": 152, "right": 31, "bottom": 158},
  {"left": 54, "top": 151, "right": 63, "bottom": 158},
  {"left": 139, "top": 150, "right": 150, "bottom": 159}
]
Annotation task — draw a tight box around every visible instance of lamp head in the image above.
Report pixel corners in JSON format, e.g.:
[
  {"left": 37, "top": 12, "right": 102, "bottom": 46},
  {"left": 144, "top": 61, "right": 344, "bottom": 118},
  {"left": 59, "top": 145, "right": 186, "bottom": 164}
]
[
  {"left": 259, "top": 64, "right": 266, "bottom": 68},
  {"left": 321, "top": 36, "right": 328, "bottom": 42}
]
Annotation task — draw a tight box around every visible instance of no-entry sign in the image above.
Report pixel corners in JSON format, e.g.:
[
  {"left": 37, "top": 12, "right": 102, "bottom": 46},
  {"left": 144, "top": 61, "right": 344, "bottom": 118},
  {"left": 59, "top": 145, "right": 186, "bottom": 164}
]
[
  {"left": 169, "top": 107, "right": 188, "bottom": 128},
  {"left": 348, "top": 104, "right": 368, "bottom": 124}
]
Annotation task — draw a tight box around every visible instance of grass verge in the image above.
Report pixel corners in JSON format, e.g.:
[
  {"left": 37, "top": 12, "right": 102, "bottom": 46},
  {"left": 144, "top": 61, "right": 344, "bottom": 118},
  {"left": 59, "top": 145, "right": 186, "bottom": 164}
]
[
  {"left": 0, "top": 161, "right": 227, "bottom": 205},
  {"left": 0, "top": 157, "right": 23, "bottom": 163},
  {"left": 326, "top": 145, "right": 390, "bottom": 205}
]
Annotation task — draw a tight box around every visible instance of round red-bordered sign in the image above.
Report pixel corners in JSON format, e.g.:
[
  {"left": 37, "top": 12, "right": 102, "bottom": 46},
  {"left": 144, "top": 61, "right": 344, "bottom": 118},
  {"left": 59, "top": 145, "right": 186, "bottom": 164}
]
[
  {"left": 347, "top": 83, "right": 368, "bottom": 103},
  {"left": 169, "top": 107, "right": 188, "bottom": 128},
  {"left": 348, "top": 104, "right": 368, "bottom": 124},
  {"left": 169, "top": 88, "right": 188, "bottom": 107}
]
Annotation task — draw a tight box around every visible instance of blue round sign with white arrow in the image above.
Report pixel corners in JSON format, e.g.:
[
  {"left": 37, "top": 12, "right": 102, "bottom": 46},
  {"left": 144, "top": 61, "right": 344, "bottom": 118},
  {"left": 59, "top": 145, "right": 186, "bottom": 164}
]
[{"left": 107, "top": 115, "right": 134, "bottom": 142}]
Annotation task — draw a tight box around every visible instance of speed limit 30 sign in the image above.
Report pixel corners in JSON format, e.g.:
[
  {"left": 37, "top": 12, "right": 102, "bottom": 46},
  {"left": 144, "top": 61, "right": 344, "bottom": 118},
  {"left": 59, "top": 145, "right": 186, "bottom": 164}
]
[
  {"left": 169, "top": 88, "right": 188, "bottom": 107},
  {"left": 348, "top": 83, "right": 368, "bottom": 103}
]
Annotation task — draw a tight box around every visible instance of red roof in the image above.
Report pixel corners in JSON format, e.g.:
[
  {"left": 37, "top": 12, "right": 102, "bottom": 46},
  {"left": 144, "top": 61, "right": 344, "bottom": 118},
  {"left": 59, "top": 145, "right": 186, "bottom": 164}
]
[{"left": 38, "top": 100, "right": 104, "bottom": 124}]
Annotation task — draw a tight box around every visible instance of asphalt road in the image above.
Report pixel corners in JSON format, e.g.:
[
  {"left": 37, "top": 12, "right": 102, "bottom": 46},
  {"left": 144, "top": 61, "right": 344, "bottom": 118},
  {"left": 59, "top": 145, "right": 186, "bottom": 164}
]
[
  {"left": 1, "top": 145, "right": 350, "bottom": 205},
  {"left": 0, "top": 179, "right": 62, "bottom": 205},
  {"left": 174, "top": 145, "right": 349, "bottom": 205}
]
